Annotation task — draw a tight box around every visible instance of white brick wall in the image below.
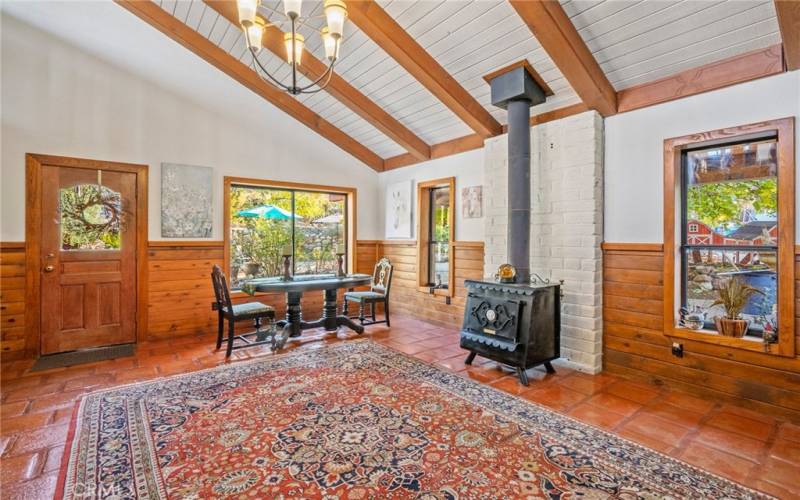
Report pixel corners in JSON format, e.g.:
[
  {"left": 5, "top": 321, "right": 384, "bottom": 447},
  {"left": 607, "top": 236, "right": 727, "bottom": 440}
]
[{"left": 483, "top": 111, "right": 604, "bottom": 373}]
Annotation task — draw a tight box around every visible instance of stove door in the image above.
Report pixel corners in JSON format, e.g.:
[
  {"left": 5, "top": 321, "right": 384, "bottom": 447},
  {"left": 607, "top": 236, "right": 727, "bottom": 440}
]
[{"left": 464, "top": 293, "right": 522, "bottom": 342}]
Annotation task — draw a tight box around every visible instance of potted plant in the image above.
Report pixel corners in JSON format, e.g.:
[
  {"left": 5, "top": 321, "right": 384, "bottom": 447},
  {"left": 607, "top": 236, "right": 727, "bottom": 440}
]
[{"left": 712, "top": 278, "right": 764, "bottom": 337}]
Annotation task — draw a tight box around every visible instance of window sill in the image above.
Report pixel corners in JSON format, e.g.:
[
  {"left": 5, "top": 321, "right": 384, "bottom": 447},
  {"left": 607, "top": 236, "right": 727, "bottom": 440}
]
[
  {"left": 667, "top": 325, "right": 787, "bottom": 356},
  {"left": 418, "top": 286, "right": 452, "bottom": 298}
]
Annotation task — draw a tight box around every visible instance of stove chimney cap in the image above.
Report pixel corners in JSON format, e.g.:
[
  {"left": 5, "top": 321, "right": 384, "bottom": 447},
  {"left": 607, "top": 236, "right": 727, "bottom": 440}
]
[{"left": 488, "top": 65, "right": 546, "bottom": 110}]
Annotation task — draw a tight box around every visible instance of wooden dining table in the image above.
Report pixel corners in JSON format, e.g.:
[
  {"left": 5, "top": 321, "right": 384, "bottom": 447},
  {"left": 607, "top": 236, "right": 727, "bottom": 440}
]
[{"left": 245, "top": 273, "right": 372, "bottom": 350}]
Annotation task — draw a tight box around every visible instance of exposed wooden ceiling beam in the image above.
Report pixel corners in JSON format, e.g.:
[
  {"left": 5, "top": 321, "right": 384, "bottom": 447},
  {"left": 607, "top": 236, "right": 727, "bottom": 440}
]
[
  {"left": 347, "top": 0, "right": 503, "bottom": 138},
  {"left": 775, "top": 0, "right": 800, "bottom": 70},
  {"left": 204, "top": 0, "right": 430, "bottom": 161},
  {"left": 384, "top": 134, "right": 484, "bottom": 171},
  {"left": 509, "top": 0, "right": 617, "bottom": 117},
  {"left": 115, "top": 0, "right": 383, "bottom": 171},
  {"left": 617, "top": 45, "right": 784, "bottom": 114},
  {"left": 384, "top": 103, "right": 590, "bottom": 171}
]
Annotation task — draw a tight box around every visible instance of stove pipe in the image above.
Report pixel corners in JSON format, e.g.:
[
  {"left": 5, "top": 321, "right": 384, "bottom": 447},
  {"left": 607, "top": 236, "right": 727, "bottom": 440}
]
[{"left": 488, "top": 67, "right": 547, "bottom": 284}]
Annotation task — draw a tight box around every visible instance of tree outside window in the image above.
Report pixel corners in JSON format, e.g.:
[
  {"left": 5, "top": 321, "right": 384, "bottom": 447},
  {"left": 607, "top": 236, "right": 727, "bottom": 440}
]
[
  {"left": 682, "top": 138, "right": 778, "bottom": 337},
  {"left": 229, "top": 184, "right": 347, "bottom": 288}
]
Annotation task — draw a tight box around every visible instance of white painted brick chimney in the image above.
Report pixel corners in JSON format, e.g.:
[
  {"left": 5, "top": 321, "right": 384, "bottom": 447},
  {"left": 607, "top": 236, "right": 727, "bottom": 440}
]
[{"left": 483, "top": 110, "right": 604, "bottom": 373}]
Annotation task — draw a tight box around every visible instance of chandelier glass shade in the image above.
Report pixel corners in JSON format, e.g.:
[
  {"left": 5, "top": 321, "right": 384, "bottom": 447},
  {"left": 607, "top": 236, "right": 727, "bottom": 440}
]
[{"left": 237, "top": 0, "right": 346, "bottom": 95}]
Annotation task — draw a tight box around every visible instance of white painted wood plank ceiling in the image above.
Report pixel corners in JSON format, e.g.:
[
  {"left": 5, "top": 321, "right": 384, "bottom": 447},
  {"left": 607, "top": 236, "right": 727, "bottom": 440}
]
[
  {"left": 158, "top": 0, "right": 783, "bottom": 162},
  {"left": 561, "top": 0, "right": 782, "bottom": 90},
  {"left": 377, "top": 0, "right": 582, "bottom": 133}
]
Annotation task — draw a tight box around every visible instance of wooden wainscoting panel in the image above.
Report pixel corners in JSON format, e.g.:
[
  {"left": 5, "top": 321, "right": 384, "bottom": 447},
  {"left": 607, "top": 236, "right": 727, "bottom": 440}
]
[
  {"left": 1, "top": 244, "right": 27, "bottom": 360},
  {"left": 356, "top": 240, "right": 484, "bottom": 328},
  {"left": 146, "top": 241, "right": 330, "bottom": 340},
  {"left": 603, "top": 242, "right": 800, "bottom": 421},
  {"left": 3, "top": 239, "right": 481, "bottom": 356}
]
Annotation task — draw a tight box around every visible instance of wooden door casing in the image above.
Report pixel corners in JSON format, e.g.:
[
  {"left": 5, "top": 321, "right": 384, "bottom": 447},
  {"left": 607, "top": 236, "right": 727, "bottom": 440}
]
[{"left": 25, "top": 154, "right": 148, "bottom": 358}]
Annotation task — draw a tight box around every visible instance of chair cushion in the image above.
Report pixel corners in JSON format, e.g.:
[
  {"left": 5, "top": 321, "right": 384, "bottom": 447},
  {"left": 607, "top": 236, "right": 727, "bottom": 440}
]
[
  {"left": 223, "top": 302, "right": 275, "bottom": 317},
  {"left": 344, "top": 291, "right": 385, "bottom": 301}
]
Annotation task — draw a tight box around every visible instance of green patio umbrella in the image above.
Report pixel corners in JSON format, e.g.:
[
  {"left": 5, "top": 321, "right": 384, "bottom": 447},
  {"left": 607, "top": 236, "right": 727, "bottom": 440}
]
[{"left": 236, "top": 205, "right": 303, "bottom": 220}]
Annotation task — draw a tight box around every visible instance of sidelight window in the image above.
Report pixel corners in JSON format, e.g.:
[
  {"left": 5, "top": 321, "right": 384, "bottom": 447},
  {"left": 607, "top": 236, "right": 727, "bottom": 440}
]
[
  {"left": 428, "top": 186, "right": 451, "bottom": 287},
  {"left": 416, "top": 177, "right": 455, "bottom": 294}
]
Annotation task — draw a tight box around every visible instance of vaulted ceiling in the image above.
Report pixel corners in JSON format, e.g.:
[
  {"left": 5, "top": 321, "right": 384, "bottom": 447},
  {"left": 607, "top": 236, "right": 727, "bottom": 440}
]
[{"left": 116, "top": 0, "right": 795, "bottom": 172}]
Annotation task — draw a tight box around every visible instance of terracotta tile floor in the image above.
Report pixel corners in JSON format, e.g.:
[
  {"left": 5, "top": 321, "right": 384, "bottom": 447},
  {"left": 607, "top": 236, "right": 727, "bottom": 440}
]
[{"left": 2, "top": 316, "right": 799, "bottom": 498}]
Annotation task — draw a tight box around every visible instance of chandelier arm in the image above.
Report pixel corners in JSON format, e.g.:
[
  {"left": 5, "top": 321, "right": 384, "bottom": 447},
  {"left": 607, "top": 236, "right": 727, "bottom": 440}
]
[
  {"left": 249, "top": 51, "right": 293, "bottom": 93},
  {"left": 296, "top": 37, "right": 340, "bottom": 92},
  {"left": 296, "top": 58, "right": 337, "bottom": 92}
]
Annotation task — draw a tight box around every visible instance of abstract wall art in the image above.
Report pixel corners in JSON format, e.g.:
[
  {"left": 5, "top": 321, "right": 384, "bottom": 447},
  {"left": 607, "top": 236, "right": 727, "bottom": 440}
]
[
  {"left": 385, "top": 180, "right": 412, "bottom": 239},
  {"left": 161, "top": 163, "right": 213, "bottom": 238}
]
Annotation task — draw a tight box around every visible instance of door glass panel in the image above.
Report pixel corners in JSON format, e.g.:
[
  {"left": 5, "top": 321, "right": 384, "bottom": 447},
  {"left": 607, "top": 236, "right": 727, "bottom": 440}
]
[{"left": 60, "top": 184, "right": 122, "bottom": 250}]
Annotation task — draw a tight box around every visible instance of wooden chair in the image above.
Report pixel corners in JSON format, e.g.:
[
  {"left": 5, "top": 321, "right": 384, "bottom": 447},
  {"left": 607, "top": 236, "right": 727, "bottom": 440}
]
[
  {"left": 211, "top": 265, "right": 276, "bottom": 358},
  {"left": 343, "top": 257, "right": 393, "bottom": 326}
]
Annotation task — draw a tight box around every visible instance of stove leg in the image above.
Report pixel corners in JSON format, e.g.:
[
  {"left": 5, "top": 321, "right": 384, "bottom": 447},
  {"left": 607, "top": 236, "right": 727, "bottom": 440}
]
[
  {"left": 544, "top": 361, "right": 555, "bottom": 374},
  {"left": 516, "top": 367, "right": 529, "bottom": 386},
  {"left": 464, "top": 352, "right": 476, "bottom": 365}
]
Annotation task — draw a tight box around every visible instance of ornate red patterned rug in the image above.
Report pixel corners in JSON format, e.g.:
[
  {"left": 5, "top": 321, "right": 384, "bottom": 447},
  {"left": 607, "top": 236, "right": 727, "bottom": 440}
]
[{"left": 57, "top": 341, "right": 769, "bottom": 499}]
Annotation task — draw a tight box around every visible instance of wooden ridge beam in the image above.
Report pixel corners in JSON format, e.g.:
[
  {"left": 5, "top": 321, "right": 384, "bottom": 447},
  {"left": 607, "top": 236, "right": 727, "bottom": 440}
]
[
  {"left": 384, "top": 103, "right": 590, "bottom": 171},
  {"left": 115, "top": 0, "right": 383, "bottom": 171},
  {"left": 617, "top": 45, "right": 784, "bottom": 113},
  {"left": 775, "top": 0, "right": 800, "bottom": 70},
  {"left": 204, "top": 0, "right": 430, "bottom": 161},
  {"left": 347, "top": 0, "right": 503, "bottom": 138},
  {"left": 509, "top": 0, "right": 617, "bottom": 117},
  {"left": 384, "top": 134, "right": 484, "bottom": 171}
]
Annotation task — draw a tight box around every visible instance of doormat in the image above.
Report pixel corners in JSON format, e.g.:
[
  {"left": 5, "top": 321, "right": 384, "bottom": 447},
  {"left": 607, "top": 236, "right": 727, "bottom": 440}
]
[{"left": 30, "top": 343, "right": 135, "bottom": 372}]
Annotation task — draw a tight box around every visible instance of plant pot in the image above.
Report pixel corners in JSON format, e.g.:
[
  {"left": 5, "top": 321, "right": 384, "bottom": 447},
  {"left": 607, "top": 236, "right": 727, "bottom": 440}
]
[
  {"left": 242, "top": 261, "right": 261, "bottom": 277},
  {"left": 714, "top": 317, "right": 750, "bottom": 338}
]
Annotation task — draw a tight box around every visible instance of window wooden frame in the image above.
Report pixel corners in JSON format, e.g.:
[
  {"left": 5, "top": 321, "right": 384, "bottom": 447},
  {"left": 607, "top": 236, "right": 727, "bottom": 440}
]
[
  {"left": 223, "top": 176, "right": 357, "bottom": 294},
  {"left": 663, "top": 118, "right": 795, "bottom": 357},
  {"left": 416, "top": 177, "right": 455, "bottom": 297}
]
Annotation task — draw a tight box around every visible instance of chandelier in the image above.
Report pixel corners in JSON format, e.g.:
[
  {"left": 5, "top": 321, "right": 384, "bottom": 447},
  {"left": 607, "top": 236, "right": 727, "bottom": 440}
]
[{"left": 236, "top": 0, "right": 347, "bottom": 95}]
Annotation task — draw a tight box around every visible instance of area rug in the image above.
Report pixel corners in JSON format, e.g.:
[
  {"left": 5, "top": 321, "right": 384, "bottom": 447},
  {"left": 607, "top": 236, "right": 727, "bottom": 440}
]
[{"left": 57, "top": 340, "right": 769, "bottom": 499}]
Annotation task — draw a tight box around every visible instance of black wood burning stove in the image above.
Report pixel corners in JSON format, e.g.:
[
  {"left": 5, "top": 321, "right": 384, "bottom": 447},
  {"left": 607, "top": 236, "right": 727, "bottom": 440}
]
[
  {"left": 460, "top": 61, "right": 561, "bottom": 385},
  {"left": 460, "top": 279, "right": 560, "bottom": 385}
]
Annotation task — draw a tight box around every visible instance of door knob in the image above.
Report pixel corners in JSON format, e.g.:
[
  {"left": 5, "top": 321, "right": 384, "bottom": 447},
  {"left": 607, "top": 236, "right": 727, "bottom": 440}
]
[{"left": 43, "top": 265, "right": 54, "bottom": 272}]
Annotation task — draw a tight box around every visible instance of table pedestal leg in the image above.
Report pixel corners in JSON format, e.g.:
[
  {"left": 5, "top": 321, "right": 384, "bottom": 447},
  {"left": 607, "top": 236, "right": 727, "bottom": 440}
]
[
  {"left": 323, "top": 289, "right": 339, "bottom": 331},
  {"left": 285, "top": 291, "right": 303, "bottom": 337},
  {"left": 336, "top": 315, "right": 365, "bottom": 334},
  {"left": 274, "top": 291, "right": 302, "bottom": 350}
]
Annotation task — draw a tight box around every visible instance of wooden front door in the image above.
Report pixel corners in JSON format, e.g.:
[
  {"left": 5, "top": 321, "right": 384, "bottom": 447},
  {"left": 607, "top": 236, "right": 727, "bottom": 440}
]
[{"left": 39, "top": 165, "right": 138, "bottom": 354}]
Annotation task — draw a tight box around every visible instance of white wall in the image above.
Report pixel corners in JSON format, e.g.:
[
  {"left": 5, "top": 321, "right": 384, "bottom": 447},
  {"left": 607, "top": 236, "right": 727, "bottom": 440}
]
[
  {"left": 377, "top": 148, "right": 485, "bottom": 241},
  {"left": 605, "top": 71, "right": 800, "bottom": 243},
  {"left": 0, "top": 8, "right": 379, "bottom": 242}
]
